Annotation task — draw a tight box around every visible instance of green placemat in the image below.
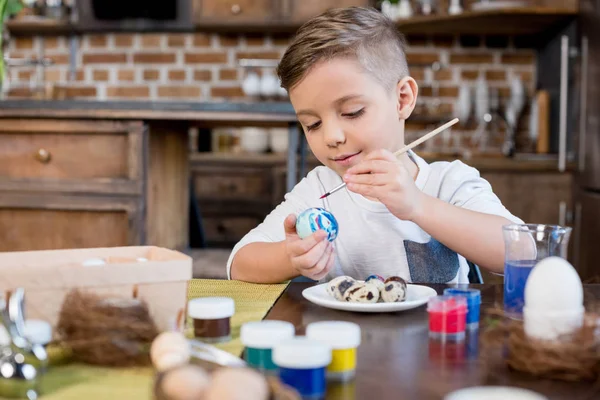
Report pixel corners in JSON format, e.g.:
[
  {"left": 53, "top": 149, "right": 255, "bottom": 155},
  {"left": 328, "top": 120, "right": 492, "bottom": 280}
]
[
  {"left": 187, "top": 279, "right": 290, "bottom": 357},
  {"left": 14, "top": 279, "right": 289, "bottom": 400}
]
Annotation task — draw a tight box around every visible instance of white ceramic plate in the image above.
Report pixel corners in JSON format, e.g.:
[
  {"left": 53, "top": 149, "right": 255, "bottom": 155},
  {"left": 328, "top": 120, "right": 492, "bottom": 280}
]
[
  {"left": 444, "top": 386, "right": 548, "bottom": 400},
  {"left": 302, "top": 283, "right": 437, "bottom": 313}
]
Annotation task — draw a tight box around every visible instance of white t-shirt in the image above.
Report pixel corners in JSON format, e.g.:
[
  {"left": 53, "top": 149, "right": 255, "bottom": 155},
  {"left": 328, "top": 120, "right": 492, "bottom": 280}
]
[{"left": 226, "top": 151, "right": 523, "bottom": 284}]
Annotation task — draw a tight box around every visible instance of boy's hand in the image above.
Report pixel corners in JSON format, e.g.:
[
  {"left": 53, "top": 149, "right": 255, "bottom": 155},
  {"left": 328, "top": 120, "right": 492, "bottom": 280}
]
[
  {"left": 283, "top": 214, "right": 335, "bottom": 281},
  {"left": 343, "top": 149, "right": 424, "bottom": 221}
]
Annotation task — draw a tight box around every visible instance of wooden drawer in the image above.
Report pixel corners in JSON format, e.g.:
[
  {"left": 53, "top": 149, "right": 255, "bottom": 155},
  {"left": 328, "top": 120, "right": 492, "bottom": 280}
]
[
  {"left": 481, "top": 172, "right": 573, "bottom": 226},
  {"left": 0, "top": 119, "right": 145, "bottom": 189},
  {"left": 193, "top": 170, "right": 272, "bottom": 201},
  {"left": 194, "top": 0, "right": 277, "bottom": 22},
  {"left": 202, "top": 216, "right": 261, "bottom": 245},
  {"left": 0, "top": 192, "right": 144, "bottom": 251},
  {"left": 283, "top": 0, "right": 369, "bottom": 22}
]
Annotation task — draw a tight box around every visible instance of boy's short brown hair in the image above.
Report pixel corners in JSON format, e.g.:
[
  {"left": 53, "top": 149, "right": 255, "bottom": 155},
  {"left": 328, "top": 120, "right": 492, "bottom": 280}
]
[{"left": 277, "top": 7, "right": 409, "bottom": 92}]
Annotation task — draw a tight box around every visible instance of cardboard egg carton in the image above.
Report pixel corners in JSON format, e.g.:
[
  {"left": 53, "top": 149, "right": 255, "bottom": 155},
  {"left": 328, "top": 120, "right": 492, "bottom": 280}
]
[{"left": 0, "top": 246, "right": 192, "bottom": 335}]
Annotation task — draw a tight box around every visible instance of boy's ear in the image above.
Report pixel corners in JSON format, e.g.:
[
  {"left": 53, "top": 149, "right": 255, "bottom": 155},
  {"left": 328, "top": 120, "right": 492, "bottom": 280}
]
[{"left": 395, "top": 76, "right": 419, "bottom": 120}]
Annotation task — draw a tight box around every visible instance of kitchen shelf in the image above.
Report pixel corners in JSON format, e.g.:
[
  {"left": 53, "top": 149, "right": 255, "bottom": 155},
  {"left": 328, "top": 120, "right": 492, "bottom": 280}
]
[
  {"left": 5, "top": 7, "right": 577, "bottom": 37},
  {"left": 5, "top": 17, "right": 74, "bottom": 35},
  {"left": 190, "top": 151, "right": 575, "bottom": 172},
  {"left": 397, "top": 7, "right": 577, "bottom": 35}
]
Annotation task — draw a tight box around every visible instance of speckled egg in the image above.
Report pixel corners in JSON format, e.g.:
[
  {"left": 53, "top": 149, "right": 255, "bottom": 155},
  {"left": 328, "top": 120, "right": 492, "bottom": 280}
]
[
  {"left": 381, "top": 277, "right": 407, "bottom": 303},
  {"left": 365, "top": 275, "right": 385, "bottom": 291},
  {"left": 343, "top": 282, "right": 380, "bottom": 303},
  {"left": 159, "top": 365, "right": 210, "bottom": 400},
  {"left": 296, "top": 207, "right": 339, "bottom": 242},
  {"left": 150, "top": 331, "right": 191, "bottom": 372},
  {"left": 203, "top": 367, "right": 269, "bottom": 400},
  {"left": 327, "top": 276, "right": 356, "bottom": 301}
]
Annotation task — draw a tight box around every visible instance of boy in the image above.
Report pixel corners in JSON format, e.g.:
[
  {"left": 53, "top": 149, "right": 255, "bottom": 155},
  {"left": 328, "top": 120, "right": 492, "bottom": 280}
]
[{"left": 227, "top": 7, "right": 522, "bottom": 284}]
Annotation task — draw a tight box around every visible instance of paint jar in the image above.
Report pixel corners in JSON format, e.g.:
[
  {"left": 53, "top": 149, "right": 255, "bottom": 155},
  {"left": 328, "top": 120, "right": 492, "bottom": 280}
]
[
  {"left": 273, "top": 337, "right": 331, "bottom": 400},
  {"left": 187, "top": 297, "right": 234, "bottom": 343},
  {"left": 443, "top": 288, "right": 481, "bottom": 330},
  {"left": 241, "top": 320, "right": 295, "bottom": 373},
  {"left": 305, "top": 321, "right": 360, "bottom": 382},
  {"left": 427, "top": 295, "right": 467, "bottom": 341}
]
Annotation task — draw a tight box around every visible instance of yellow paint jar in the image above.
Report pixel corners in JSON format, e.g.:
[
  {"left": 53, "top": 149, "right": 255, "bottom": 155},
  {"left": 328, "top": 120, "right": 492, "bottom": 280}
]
[{"left": 306, "top": 321, "right": 361, "bottom": 382}]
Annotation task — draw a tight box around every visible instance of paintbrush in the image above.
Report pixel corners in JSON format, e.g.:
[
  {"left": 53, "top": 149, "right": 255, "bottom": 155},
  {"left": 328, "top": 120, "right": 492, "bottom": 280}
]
[{"left": 319, "top": 118, "right": 460, "bottom": 199}]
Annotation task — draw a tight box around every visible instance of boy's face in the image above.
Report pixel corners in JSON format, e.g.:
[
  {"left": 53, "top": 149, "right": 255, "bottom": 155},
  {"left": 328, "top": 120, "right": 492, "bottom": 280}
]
[{"left": 289, "top": 57, "right": 416, "bottom": 176}]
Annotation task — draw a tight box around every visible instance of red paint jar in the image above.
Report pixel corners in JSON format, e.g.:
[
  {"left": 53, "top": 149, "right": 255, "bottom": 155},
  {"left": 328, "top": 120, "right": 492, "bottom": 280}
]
[{"left": 427, "top": 295, "right": 467, "bottom": 341}]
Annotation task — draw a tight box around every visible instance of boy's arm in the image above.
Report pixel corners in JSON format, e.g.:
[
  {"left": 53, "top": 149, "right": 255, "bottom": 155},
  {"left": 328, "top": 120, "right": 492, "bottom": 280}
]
[
  {"left": 229, "top": 241, "right": 298, "bottom": 283},
  {"left": 411, "top": 196, "right": 509, "bottom": 274},
  {"left": 227, "top": 169, "right": 335, "bottom": 283},
  {"left": 230, "top": 215, "right": 334, "bottom": 283},
  {"left": 344, "top": 150, "right": 522, "bottom": 275}
]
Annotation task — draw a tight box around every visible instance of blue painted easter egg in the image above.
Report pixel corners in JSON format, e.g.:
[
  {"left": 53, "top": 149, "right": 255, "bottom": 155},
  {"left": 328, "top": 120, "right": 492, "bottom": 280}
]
[
  {"left": 365, "top": 274, "right": 384, "bottom": 283},
  {"left": 295, "top": 207, "right": 339, "bottom": 242}
]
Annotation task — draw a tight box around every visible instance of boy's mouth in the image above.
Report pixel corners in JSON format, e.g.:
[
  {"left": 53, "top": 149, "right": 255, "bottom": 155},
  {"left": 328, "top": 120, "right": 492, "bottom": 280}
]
[{"left": 331, "top": 151, "right": 361, "bottom": 166}]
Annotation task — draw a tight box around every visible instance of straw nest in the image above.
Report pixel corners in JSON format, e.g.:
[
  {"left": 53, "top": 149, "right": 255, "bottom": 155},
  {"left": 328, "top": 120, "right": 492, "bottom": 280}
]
[
  {"left": 56, "top": 289, "right": 159, "bottom": 367},
  {"left": 480, "top": 308, "right": 600, "bottom": 384}
]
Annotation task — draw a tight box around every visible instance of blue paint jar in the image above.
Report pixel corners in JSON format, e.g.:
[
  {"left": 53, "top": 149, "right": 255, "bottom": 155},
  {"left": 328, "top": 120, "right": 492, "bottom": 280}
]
[
  {"left": 241, "top": 320, "right": 295, "bottom": 374},
  {"left": 273, "top": 337, "right": 331, "bottom": 400},
  {"left": 443, "top": 288, "right": 481, "bottom": 330}
]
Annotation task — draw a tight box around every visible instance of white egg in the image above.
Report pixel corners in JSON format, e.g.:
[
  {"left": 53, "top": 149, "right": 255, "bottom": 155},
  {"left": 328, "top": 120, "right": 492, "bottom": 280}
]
[
  {"left": 150, "top": 331, "right": 191, "bottom": 372},
  {"left": 524, "top": 256, "right": 583, "bottom": 312},
  {"left": 523, "top": 257, "right": 585, "bottom": 341}
]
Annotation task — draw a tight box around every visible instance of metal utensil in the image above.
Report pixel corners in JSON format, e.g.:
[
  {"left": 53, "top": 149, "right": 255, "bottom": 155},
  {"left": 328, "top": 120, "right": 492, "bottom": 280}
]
[{"left": 188, "top": 339, "right": 246, "bottom": 368}]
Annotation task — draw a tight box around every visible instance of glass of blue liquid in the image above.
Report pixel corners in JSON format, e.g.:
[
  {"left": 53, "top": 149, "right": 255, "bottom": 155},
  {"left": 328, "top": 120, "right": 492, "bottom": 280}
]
[{"left": 502, "top": 224, "right": 572, "bottom": 318}]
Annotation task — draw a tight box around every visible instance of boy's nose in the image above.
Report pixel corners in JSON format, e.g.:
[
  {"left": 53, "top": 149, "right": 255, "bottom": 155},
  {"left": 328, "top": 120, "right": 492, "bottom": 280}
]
[{"left": 323, "top": 124, "right": 346, "bottom": 147}]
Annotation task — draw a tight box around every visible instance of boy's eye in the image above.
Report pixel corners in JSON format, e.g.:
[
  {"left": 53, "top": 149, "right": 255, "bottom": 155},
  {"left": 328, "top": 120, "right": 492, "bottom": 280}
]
[
  {"left": 342, "top": 108, "right": 365, "bottom": 118},
  {"left": 306, "top": 121, "right": 321, "bottom": 131}
]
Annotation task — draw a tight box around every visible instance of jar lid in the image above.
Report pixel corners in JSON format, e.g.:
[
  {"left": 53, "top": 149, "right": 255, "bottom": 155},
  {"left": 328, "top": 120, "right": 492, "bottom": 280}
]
[
  {"left": 273, "top": 337, "right": 331, "bottom": 369},
  {"left": 306, "top": 321, "right": 361, "bottom": 349},
  {"left": 25, "top": 319, "right": 52, "bottom": 345},
  {"left": 443, "top": 288, "right": 481, "bottom": 304},
  {"left": 188, "top": 297, "right": 235, "bottom": 320},
  {"left": 241, "top": 320, "right": 295, "bottom": 349},
  {"left": 427, "top": 295, "right": 467, "bottom": 313}
]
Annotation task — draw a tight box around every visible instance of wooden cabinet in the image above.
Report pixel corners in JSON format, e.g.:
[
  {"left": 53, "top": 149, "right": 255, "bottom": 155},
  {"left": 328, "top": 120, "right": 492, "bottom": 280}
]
[
  {"left": 190, "top": 153, "right": 286, "bottom": 247},
  {"left": 194, "top": 0, "right": 278, "bottom": 24},
  {"left": 282, "top": 0, "right": 370, "bottom": 23},
  {"left": 0, "top": 119, "right": 147, "bottom": 251},
  {"left": 480, "top": 171, "right": 573, "bottom": 226},
  {"left": 194, "top": 0, "right": 370, "bottom": 28}
]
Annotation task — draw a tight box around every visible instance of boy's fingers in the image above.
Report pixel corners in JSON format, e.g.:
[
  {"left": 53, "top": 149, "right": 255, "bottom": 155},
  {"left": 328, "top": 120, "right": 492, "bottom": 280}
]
[
  {"left": 290, "top": 230, "right": 328, "bottom": 255},
  {"left": 293, "top": 238, "right": 329, "bottom": 268},
  {"left": 344, "top": 171, "right": 388, "bottom": 186},
  {"left": 346, "top": 182, "right": 379, "bottom": 199},
  {"left": 283, "top": 214, "right": 298, "bottom": 236},
  {"left": 346, "top": 160, "right": 390, "bottom": 176},
  {"left": 309, "top": 245, "right": 335, "bottom": 280}
]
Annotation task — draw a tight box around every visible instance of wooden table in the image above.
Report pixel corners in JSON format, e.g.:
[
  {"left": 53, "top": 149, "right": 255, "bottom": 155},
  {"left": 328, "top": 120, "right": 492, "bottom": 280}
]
[{"left": 265, "top": 283, "right": 599, "bottom": 400}]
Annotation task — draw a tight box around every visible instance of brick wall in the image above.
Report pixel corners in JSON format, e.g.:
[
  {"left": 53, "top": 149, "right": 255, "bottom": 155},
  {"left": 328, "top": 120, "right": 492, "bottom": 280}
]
[{"left": 4, "top": 32, "right": 536, "bottom": 154}]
